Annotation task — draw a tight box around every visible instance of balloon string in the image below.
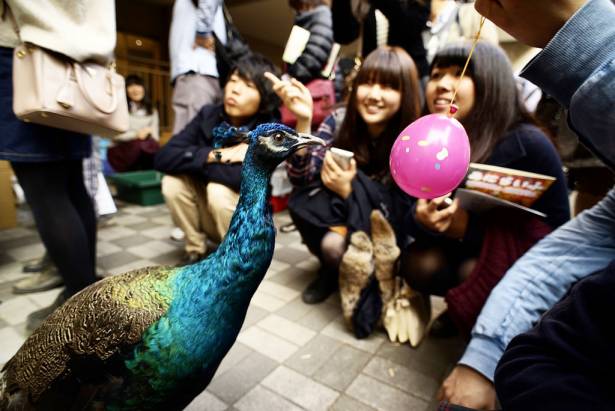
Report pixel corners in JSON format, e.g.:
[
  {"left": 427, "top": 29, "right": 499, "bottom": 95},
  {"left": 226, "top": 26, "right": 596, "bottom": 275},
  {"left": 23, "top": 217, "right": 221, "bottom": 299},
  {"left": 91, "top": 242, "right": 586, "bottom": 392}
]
[{"left": 449, "top": 16, "right": 486, "bottom": 116}]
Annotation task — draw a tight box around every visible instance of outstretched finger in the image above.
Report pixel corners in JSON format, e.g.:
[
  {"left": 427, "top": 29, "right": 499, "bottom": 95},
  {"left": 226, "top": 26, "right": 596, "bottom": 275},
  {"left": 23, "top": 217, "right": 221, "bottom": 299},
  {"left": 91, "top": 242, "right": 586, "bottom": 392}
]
[
  {"left": 290, "top": 77, "right": 310, "bottom": 95},
  {"left": 264, "top": 71, "right": 282, "bottom": 86}
]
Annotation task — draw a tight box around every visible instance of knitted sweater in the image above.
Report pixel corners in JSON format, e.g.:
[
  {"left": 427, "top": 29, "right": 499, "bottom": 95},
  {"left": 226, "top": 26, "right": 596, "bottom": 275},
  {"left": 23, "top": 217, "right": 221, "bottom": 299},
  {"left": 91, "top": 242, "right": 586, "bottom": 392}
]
[{"left": 0, "top": 0, "right": 116, "bottom": 63}]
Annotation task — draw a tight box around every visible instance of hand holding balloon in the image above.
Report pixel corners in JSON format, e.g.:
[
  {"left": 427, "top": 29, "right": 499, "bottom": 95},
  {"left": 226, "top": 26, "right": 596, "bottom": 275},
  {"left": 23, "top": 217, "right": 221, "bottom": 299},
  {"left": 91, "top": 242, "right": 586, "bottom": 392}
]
[{"left": 415, "top": 196, "right": 459, "bottom": 233}]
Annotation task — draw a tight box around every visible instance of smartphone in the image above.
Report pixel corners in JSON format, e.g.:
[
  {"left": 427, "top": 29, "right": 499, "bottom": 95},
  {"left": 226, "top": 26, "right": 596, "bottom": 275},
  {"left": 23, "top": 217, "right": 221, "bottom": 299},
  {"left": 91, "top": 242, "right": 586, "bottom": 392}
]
[
  {"left": 436, "top": 196, "right": 454, "bottom": 210},
  {"left": 329, "top": 147, "right": 354, "bottom": 169}
]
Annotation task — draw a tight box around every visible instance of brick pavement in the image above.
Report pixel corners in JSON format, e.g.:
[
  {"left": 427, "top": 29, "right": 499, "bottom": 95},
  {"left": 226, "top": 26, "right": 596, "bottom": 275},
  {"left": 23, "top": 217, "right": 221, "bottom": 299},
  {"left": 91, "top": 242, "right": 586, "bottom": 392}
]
[{"left": 0, "top": 203, "right": 465, "bottom": 410}]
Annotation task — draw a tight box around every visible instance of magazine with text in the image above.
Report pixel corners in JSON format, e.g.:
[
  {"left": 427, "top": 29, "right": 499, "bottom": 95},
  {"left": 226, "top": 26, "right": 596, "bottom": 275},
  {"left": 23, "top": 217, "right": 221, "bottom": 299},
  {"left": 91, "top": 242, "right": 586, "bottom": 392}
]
[{"left": 455, "top": 163, "right": 556, "bottom": 217}]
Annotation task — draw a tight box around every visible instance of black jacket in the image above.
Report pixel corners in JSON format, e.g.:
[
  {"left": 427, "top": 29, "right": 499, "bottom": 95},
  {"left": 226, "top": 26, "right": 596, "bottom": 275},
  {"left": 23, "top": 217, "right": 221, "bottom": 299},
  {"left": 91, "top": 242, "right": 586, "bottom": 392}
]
[
  {"left": 154, "top": 105, "right": 276, "bottom": 192},
  {"left": 287, "top": 5, "right": 334, "bottom": 84},
  {"left": 331, "top": 0, "right": 430, "bottom": 77},
  {"left": 495, "top": 260, "right": 615, "bottom": 411}
]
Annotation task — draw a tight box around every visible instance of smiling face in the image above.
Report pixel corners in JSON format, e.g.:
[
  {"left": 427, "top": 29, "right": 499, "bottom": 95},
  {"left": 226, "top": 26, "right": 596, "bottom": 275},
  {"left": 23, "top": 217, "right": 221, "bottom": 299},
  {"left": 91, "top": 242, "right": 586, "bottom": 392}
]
[
  {"left": 425, "top": 65, "right": 475, "bottom": 121},
  {"left": 224, "top": 72, "right": 262, "bottom": 126},
  {"left": 126, "top": 84, "right": 145, "bottom": 103},
  {"left": 355, "top": 82, "right": 402, "bottom": 136}
]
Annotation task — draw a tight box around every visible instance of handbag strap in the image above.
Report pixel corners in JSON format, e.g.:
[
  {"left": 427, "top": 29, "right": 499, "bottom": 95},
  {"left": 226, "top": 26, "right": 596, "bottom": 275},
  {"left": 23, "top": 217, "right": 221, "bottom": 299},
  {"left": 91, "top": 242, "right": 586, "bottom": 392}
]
[
  {"left": 72, "top": 63, "right": 118, "bottom": 114},
  {"left": 2, "top": 0, "right": 20, "bottom": 38}
]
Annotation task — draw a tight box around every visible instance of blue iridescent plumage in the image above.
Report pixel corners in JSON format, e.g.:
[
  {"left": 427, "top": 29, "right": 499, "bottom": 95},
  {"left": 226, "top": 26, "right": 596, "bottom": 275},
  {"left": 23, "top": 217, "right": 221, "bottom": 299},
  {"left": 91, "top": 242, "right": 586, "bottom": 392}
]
[{"left": 0, "top": 124, "right": 323, "bottom": 411}]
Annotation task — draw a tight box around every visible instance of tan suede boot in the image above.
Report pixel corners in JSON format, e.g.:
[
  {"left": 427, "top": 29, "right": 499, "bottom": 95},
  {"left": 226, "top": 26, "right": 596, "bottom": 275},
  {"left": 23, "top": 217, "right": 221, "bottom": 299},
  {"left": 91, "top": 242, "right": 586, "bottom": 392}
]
[
  {"left": 339, "top": 231, "right": 374, "bottom": 325},
  {"left": 370, "top": 210, "right": 400, "bottom": 308}
]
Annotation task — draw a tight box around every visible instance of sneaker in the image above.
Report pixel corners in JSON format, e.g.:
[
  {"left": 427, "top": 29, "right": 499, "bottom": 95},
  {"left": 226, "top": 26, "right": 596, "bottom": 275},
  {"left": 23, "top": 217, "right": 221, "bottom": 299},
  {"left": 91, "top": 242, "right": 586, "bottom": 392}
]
[
  {"left": 170, "top": 227, "right": 185, "bottom": 242},
  {"left": 13, "top": 268, "right": 64, "bottom": 294},
  {"left": 22, "top": 252, "right": 53, "bottom": 273},
  {"left": 175, "top": 252, "right": 205, "bottom": 267},
  {"left": 26, "top": 293, "right": 66, "bottom": 332},
  {"left": 302, "top": 273, "right": 338, "bottom": 304}
]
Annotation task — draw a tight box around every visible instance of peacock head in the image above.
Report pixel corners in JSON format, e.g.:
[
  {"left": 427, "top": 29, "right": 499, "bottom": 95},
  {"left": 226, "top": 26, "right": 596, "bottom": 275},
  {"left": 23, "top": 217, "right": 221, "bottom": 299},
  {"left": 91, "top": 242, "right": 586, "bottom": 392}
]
[{"left": 247, "top": 123, "right": 325, "bottom": 171}]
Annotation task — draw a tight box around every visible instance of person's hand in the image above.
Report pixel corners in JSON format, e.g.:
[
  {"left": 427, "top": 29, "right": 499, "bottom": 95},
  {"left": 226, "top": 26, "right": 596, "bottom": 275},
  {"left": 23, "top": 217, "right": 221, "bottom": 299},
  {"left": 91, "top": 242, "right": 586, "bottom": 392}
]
[
  {"left": 438, "top": 365, "right": 497, "bottom": 410},
  {"left": 193, "top": 33, "right": 215, "bottom": 51},
  {"left": 415, "top": 196, "right": 459, "bottom": 233},
  {"left": 474, "top": 0, "right": 588, "bottom": 48},
  {"left": 321, "top": 150, "right": 356, "bottom": 199},
  {"left": 216, "top": 143, "right": 249, "bottom": 164},
  {"left": 264, "top": 72, "right": 313, "bottom": 130},
  {"left": 137, "top": 127, "right": 151, "bottom": 140}
]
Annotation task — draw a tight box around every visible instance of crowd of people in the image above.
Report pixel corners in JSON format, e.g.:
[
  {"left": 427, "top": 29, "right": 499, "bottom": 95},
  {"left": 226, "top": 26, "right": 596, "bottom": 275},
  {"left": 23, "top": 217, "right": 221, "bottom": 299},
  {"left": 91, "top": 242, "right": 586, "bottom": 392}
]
[{"left": 1, "top": 0, "right": 614, "bottom": 409}]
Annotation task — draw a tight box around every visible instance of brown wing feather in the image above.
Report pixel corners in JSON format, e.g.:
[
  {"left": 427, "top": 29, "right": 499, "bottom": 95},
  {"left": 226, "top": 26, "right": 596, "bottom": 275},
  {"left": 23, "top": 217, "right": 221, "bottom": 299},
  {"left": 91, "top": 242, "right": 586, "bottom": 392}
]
[{"left": 0, "top": 265, "right": 178, "bottom": 403}]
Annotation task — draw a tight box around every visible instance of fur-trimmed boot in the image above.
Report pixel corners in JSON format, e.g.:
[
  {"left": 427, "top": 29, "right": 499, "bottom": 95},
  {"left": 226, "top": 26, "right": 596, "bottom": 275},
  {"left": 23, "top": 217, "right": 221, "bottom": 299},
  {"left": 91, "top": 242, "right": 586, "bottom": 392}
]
[
  {"left": 370, "top": 210, "right": 400, "bottom": 308},
  {"left": 339, "top": 231, "right": 374, "bottom": 324}
]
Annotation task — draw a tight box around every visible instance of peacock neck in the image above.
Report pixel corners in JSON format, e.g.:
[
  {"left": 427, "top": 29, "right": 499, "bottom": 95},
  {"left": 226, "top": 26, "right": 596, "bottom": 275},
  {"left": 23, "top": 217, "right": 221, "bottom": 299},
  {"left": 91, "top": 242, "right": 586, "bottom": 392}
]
[{"left": 208, "top": 151, "right": 275, "bottom": 285}]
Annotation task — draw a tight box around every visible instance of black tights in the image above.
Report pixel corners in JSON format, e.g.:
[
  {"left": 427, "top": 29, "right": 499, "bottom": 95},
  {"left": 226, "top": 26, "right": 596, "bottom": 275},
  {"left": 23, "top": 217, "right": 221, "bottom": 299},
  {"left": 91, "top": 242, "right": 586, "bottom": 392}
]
[
  {"left": 12, "top": 160, "right": 96, "bottom": 297},
  {"left": 290, "top": 210, "right": 346, "bottom": 278},
  {"left": 400, "top": 243, "right": 478, "bottom": 296}
]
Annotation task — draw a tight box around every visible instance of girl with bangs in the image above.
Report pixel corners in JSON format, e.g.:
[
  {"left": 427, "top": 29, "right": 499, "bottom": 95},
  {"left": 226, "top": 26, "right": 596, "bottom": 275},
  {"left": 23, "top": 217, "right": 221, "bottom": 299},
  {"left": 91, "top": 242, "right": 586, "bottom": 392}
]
[
  {"left": 399, "top": 41, "right": 570, "bottom": 337},
  {"left": 271, "top": 46, "right": 421, "bottom": 306}
]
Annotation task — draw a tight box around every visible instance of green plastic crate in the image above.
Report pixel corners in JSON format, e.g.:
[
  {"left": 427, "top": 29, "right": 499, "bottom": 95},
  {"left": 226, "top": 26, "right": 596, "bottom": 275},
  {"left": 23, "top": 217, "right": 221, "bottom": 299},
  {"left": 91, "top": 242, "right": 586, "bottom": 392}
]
[{"left": 110, "top": 170, "right": 164, "bottom": 206}]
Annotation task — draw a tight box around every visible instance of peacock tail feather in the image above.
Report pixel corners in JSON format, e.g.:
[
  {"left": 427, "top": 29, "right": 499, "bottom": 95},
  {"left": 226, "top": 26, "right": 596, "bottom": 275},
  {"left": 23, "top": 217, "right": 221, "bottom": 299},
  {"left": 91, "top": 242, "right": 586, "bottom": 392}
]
[{"left": 1, "top": 266, "right": 180, "bottom": 404}]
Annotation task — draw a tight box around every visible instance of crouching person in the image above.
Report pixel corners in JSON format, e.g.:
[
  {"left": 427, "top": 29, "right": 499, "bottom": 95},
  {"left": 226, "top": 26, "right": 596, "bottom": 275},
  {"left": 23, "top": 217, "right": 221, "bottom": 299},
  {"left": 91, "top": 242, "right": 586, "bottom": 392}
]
[{"left": 155, "top": 54, "right": 281, "bottom": 265}]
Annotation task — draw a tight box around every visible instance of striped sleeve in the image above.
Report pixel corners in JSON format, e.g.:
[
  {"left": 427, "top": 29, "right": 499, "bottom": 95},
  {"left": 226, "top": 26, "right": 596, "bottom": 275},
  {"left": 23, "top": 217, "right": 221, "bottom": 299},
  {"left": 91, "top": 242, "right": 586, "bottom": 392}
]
[{"left": 285, "top": 111, "right": 339, "bottom": 186}]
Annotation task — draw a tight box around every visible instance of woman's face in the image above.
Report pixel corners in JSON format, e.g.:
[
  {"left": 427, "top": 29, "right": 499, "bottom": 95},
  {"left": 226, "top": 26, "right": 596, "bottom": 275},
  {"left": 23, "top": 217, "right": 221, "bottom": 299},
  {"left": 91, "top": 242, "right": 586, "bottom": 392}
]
[
  {"left": 425, "top": 65, "right": 475, "bottom": 120},
  {"left": 224, "top": 72, "right": 261, "bottom": 123},
  {"left": 126, "top": 84, "right": 145, "bottom": 103},
  {"left": 355, "top": 82, "right": 402, "bottom": 133}
]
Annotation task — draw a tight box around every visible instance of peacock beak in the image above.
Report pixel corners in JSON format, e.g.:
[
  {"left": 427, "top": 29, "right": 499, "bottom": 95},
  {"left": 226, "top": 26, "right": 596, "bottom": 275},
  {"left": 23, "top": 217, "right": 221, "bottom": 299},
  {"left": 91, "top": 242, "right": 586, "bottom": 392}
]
[{"left": 291, "top": 133, "right": 326, "bottom": 152}]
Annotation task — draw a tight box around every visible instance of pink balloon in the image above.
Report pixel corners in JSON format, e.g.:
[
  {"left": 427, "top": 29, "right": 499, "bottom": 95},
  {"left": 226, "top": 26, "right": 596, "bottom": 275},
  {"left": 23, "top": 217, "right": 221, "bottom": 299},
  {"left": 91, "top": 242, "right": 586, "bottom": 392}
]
[{"left": 390, "top": 113, "right": 471, "bottom": 199}]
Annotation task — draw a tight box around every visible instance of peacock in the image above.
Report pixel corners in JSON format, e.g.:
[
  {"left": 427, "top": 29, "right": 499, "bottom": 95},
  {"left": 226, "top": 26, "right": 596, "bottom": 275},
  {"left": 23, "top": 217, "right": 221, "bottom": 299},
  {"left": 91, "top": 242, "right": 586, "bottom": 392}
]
[{"left": 0, "top": 124, "right": 324, "bottom": 411}]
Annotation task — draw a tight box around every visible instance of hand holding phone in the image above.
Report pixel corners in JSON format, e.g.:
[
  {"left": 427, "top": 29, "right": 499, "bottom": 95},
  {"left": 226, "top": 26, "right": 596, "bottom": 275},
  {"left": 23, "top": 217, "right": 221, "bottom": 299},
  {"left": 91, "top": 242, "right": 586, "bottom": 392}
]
[{"left": 329, "top": 147, "right": 354, "bottom": 170}]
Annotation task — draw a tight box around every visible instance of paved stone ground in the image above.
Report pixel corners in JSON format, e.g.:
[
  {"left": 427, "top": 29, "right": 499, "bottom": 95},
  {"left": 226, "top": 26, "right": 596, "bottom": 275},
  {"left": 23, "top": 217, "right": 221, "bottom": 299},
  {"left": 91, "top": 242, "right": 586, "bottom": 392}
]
[{"left": 0, "top": 202, "right": 465, "bottom": 411}]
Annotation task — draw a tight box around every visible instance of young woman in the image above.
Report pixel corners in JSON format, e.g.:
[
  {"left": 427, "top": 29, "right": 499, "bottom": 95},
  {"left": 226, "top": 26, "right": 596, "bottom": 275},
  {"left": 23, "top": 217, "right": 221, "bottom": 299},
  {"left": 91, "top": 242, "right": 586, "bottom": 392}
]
[
  {"left": 155, "top": 53, "right": 281, "bottom": 266},
  {"left": 400, "top": 41, "right": 570, "bottom": 335},
  {"left": 108, "top": 75, "right": 160, "bottom": 172},
  {"left": 272, "top": 46, "right": 422, "bottom": 305}
]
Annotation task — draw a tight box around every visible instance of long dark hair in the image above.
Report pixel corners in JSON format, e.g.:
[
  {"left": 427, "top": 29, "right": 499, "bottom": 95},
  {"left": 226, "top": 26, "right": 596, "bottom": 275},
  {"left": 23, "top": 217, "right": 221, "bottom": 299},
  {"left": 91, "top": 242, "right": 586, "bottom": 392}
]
[
  {"left": 125, "top": 74, "right": 153, "bottom": 115},
  {"left": 430, "top": 42, "right": 536, "bottom": 162},
  {"left": 335, "top": 46, "right": 421, "bottom": 175}
]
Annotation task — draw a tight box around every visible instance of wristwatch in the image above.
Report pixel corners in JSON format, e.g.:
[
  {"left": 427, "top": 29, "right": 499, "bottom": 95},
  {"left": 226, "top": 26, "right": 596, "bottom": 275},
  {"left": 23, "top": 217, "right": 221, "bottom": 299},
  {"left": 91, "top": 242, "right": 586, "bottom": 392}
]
[{"left": 214, "top": 150, "right": 222, "bottom": 162}]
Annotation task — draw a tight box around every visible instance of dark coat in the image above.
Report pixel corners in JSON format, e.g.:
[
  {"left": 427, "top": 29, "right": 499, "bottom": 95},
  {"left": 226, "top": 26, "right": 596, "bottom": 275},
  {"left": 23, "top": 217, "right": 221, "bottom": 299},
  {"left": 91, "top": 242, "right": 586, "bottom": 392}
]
[
  {"left": 154, "top": 104, "right": 276, "bottom": 192},
  {"left": 289, "top": 170, "right": 413, "bottom": 246},
  {"left": 287, "top": 5, "right": 334, "bottom": 84},
  {"left": 495, "top": 260, "right": 615, "bottom": 410},
  {"left": 0, "top": 47, "right": 91, "bottom": 163},
  {"left": 331, "top": 0, "right": 430, "bottom": 77}
]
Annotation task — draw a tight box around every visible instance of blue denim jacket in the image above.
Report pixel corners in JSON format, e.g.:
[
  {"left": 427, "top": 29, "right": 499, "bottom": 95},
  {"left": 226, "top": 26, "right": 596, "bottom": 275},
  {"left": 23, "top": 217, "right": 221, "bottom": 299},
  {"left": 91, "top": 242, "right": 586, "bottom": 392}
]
[{"left": 459, "top": 0, "right": 615, "bottom": 381}]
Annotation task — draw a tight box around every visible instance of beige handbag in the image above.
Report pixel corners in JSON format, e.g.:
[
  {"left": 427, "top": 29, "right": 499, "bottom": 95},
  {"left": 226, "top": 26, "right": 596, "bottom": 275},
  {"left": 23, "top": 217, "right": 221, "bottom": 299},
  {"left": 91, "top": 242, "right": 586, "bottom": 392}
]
[{"left": 12, "top": 44, "right": 129, "bottom": 138}]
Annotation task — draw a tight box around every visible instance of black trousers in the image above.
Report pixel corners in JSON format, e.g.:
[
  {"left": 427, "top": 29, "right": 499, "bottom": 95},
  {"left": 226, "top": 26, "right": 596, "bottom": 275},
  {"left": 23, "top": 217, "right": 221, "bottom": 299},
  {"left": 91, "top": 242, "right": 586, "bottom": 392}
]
[{"left": 12, "top": 160, "right": 97, "bottom": 297}]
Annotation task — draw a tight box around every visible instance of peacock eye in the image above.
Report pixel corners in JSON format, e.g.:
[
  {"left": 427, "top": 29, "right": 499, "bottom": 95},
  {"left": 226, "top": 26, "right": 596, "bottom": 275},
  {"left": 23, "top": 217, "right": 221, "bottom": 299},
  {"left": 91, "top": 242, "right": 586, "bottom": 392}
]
[{"left": 273, "top": 133, "right": 284, "bottom": 143}]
